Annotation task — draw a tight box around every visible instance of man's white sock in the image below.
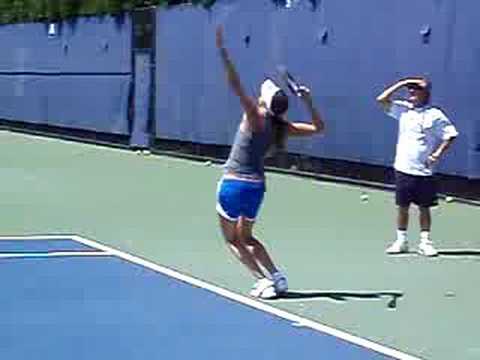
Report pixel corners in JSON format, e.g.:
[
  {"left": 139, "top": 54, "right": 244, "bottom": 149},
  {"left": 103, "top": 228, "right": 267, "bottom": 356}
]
[
  {"left": 397, "top": 230, "right": 408, "bottom": 242},
  {"left": 420, "top": 231, "right": 431, "bottom": 243}
]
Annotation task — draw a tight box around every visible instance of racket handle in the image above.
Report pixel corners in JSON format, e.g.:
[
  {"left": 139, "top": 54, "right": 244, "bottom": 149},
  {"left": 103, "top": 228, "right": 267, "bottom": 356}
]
[{"left": 285, "top": 72, "right": 305, "bottom": 97}]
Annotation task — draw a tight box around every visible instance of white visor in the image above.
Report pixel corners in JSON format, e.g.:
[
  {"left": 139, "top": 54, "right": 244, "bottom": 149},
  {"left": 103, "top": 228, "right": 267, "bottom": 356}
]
[{"left": 260, "top": 79, "right": 281, "bottom": 110}]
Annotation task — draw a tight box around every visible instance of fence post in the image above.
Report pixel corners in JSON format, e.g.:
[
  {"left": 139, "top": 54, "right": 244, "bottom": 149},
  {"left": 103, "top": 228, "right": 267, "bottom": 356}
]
[{"left": 130, "top": 6, "right": 155, "bottom": 150}]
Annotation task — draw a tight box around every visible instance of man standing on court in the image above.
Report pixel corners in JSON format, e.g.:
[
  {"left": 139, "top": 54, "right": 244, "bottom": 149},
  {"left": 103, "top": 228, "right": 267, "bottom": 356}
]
[{"left": 376, "top": 77, "right": 458, "bottom": 256}]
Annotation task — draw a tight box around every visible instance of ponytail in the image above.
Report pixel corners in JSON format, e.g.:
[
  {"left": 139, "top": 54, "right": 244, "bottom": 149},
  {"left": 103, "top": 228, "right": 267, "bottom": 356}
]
[{"left": 269, "top": 114, "right": 288, "bottom": 153}]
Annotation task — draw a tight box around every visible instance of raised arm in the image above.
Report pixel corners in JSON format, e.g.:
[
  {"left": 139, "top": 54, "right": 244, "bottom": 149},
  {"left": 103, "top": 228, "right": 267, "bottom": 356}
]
[
  {"left": 216, "top": 26, "right": 260, "bottom": 125},
  {"left": 376, "top": 79, "right": 409, "bottom": 110},
  {"left": 376, "top": 77, "right": 427, "bottom": 111},
  {"left": 287, "top": 87, "right": 325, "bottom": 136}
]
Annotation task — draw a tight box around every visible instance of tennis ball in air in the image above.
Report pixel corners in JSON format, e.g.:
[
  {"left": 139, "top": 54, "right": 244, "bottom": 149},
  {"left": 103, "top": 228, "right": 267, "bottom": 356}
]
[{"left": 204, "top": 160, "right": 213, "bottom": 167}]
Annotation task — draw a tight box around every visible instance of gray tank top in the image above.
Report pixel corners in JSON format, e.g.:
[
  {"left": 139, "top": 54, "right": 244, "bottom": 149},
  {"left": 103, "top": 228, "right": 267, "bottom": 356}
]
[{"left": 224, "top": 117, "right": 272, "bottom": 178}]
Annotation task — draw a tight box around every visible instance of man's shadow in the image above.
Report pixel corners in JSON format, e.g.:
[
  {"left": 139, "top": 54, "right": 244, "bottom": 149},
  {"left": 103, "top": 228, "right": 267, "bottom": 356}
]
[
  {"left": 438, "top": 249, "right": 480, "bottom": 256},
  {"left": 267, "top": 290, "right": 403, "bottom": 309},
  {"left": 393, "top": 249, "right": 480, "bottom": 257}
]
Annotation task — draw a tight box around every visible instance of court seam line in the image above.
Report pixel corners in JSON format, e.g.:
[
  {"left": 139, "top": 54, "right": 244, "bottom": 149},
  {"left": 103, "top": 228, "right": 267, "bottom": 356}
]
[
  {"left": 0, "top": 251, "right": 112, "bottom": 259},
  {"left": 68, "top": 235, "right": 423, "bottom": 360},
  {"left": 0, "top": 235, "right": 94, "bottom": 240}
]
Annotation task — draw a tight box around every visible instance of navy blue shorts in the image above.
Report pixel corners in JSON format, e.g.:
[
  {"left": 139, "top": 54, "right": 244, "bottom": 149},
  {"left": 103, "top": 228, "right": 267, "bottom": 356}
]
[
  {"left": 216, "top": 177, "right": 266, "bottom": 222},
  {"left": 395, "top": 171, "right": 438, "bottom": 208}
]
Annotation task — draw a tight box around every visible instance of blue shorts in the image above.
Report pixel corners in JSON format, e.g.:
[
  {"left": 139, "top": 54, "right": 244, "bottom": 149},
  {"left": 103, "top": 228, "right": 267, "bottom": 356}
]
[{"left": 216, "top": 178, "right": 266, "bottom": 222}]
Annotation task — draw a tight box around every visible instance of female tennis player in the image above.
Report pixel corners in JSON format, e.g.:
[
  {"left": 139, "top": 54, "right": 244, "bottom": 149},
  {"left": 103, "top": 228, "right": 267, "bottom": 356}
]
[{"left": 215, "top": 26, "right": 325, "bottom": 299}]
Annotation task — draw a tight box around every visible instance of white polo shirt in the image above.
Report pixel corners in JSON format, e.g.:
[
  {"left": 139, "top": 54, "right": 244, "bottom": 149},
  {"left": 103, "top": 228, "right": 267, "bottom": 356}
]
[{"left": 387, "top": 100, "right": 458, "bottom": 176}]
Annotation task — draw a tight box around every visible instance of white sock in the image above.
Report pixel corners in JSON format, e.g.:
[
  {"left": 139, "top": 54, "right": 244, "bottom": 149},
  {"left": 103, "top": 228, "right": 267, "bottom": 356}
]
[
  {"left": 396, "top": 230, "right": 407, "bottom": 242},
  {"left": 420, "top": 231, "right": 431, "bottom": 243}
]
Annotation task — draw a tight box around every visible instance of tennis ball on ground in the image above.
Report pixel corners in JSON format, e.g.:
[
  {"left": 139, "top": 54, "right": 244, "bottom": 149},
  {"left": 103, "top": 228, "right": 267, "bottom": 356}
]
[
  {"left": 360, "top": 192, "right": 369, "bottom": 202},
  {"left": 445, "top": 196, "right": 454, "bottom": 203},
  {"left": 204, "top": 160, "right": 213, "bottom": 167}
]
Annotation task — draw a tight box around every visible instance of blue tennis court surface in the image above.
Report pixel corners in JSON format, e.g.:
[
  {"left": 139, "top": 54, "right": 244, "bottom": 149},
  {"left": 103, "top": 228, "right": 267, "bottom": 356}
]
[{"left": 0, "top": 236, "right": 408, "bottom": 360}]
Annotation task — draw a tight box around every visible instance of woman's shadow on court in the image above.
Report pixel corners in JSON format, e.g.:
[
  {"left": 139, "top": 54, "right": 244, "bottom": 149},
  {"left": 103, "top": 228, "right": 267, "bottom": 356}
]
[
  {"left": 262, "top": 250, "right": 480, "bottom": 307},
  {"left": 268, "top": 290, "right": 404, "bottom": 309}
]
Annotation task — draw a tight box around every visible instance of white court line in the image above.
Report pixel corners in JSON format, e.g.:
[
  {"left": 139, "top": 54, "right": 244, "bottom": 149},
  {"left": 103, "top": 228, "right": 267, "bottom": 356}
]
[
  {"left": 0, "top": 251, "right": 112, "bottom": 259},
  {"left": 67, "top": 235, "right": 423, "bottom": 360}
]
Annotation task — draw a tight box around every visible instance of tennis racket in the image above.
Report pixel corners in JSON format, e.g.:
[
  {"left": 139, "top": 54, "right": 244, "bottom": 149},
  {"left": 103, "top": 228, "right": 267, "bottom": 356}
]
[{"left": 277, "top": 66, "right": 309, "bottom": 97}]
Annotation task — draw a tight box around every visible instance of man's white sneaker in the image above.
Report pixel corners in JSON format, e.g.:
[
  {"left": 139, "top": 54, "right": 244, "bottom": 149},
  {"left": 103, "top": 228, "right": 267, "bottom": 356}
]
[
  {"left": 272, "top": 272, "right": 288, "bottom": 294},
  {"left": 418, "top": 241, "right": 438, "bottom": 257},
  {"left": 386, "top": 240, "right": 409, "bottom": 254},
  {"left": 249, "top": 278, "right": 277, "bottom": 299}
]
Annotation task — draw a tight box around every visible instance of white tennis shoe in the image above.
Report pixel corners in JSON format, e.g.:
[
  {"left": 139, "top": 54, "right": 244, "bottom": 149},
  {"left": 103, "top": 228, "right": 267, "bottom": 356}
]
[
  {"left": 418, "top": 241, "right": 438, "bottom": 257},
  {"left": 386, "top": 239, "right": 409, "bottom": 254},
  {"left": 249, "top": 278, "right": 277, "bottom": 299}
]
